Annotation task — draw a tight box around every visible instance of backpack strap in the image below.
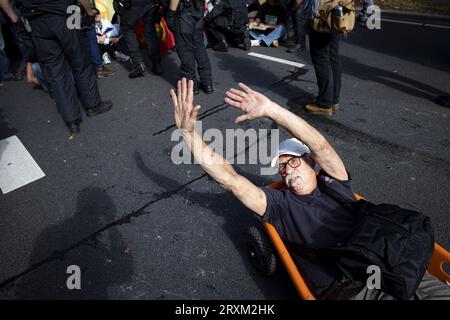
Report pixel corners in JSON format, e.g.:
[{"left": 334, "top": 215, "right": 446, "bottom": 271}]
[{"left": 317, "top": 177, "right": 369, "bottom": 219}]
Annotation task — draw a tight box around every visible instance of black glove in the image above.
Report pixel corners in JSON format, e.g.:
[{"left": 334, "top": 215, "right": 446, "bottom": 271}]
[
  {"left": 81, "top": 14, "right": 95, "bottom": 31},
  {"left": 166, "top": 9, "right": 176, "bottom": 32}
]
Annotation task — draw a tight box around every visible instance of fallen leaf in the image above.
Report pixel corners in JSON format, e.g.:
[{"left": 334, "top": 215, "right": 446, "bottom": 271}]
[{"left": 7, "top": 162, "right": 12, "bottom": 166}]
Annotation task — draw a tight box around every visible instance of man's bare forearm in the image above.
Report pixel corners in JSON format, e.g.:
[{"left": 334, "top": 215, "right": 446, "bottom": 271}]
[
  {"left": 181, "top": 129, "right": 237, "bottom": 189},
  {"left": 169, "top": 0, "right": 180, "bottom": 12},
  {"left": 266, "top": 103, "right": 328, "bottom": 154},
  {"left": 0, "top": 0, "right": 18, "bottom": 22}
]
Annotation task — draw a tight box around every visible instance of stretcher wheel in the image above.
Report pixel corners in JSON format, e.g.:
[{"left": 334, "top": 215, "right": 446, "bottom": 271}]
[{"left": 246, "top": 226, "right": 277, "bottom": 276}]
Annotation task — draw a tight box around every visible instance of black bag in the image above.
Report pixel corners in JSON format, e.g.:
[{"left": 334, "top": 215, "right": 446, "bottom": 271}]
[{"left": 311, "top": 184, "right": 435, "bottom": 300}]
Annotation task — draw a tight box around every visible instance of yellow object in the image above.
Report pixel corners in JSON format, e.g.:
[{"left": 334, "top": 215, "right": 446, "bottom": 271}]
[{"left": 94, "top": 0, "right": 116, "bottom": 22}]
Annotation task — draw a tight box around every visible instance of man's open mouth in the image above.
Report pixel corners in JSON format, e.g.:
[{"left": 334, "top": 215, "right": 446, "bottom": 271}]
[{"left": 289, "top": 176, "right": 300, "bottom": 184}]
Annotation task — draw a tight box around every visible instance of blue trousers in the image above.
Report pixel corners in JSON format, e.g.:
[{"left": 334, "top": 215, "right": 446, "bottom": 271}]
[
  {"left": 0, "top": 24, "right": 11, "bottom": 79},
  {"left": 85, "top": 27, "right": 103, "bottom": 70},
  {"left": 249, "top": 24, "right": 287, "bottom": 47}
]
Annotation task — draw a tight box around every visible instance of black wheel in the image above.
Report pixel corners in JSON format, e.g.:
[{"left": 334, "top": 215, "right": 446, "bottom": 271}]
[{"left": 245, "top": 226, "right": 277, "bottom": 276}]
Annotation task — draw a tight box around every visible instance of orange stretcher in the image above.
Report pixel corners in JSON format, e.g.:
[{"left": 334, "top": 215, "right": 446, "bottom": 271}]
[{"left": 246, "top": 180, "right": 450, "bottom": 300}]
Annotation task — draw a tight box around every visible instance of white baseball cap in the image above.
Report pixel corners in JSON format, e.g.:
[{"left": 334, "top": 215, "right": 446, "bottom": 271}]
[{"left": 270, "top": 138, "right": 311, "bottom": 168}]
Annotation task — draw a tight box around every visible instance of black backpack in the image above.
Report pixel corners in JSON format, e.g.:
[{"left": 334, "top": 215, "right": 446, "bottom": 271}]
[{"left": 309, "top": 184, "right": 435, "bottom": 300}]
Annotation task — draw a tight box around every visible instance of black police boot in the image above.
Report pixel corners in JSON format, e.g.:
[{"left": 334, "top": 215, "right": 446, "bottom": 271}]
[
  {"left": 86, "top": 100, "right": 113, "bottom": 117},
  {"left": 151, "top": 61, "right": 163, "bottom": 76},
  {"left": 65, "top": 117, "right": 82, "bottom": 134},
  {"left": 129, "top": 63, "right": 145, "bottom": 79},
  {"left": 193, "top": 81, "right": 200, "bottom": 95},
  {"left": 200, "top": 82, "right": 214, "bottom": 94},
  {"left": 242, "top": 29, "right": 251, "bottom": 51},
  {"left": 212, "top": 40, "right": 229, "bottom": 52}
]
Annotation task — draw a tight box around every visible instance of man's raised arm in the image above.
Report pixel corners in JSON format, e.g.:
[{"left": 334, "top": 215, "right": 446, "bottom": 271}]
[
  {"left": 225, "top": 83, "right": 348, "bottom": 181},
  {"left": 170, "top": 79, "right": 267, "bottom": 216}
]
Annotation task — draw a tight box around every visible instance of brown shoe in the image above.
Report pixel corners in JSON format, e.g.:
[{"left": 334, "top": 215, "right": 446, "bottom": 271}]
[
  {"left": 305, "top": 103, "right": 333, "bottom": 115},
  {"left": 96, "top": 66, "right": 117, "bottom": 78}
]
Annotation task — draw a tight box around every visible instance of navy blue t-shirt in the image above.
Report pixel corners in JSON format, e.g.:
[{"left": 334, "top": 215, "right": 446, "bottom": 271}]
[{"left": 260, "top": 171, "right": 358, "bottom": 298}]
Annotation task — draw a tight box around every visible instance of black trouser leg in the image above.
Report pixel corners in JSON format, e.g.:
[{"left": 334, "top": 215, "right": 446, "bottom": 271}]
[
  {"left": 33, "top": 36, "right": 81, "bottom": 122},
  {"left": 31, "top": 16, "right": 84, "bottom": 122},
  {"left": 294, "top": 0, "right": 308, "bottom": 47},
  {"left": 329, "top": 33, "right": 341, "bottom": 104},
  {"left": 143, "top": 7, "right": 161, "bottom": 63},
  {"left": 121, "top": 7, "right": 144, "bottom": 64},
  {"left": 71, "top": 29, "right": 102, "bottom": 109},
  {"left": 207, "top": 23, "right": 225, "bottom": 45},
  {"left": 309, "top": 30, "right": 334, "bottom": 106},
  {"left": 192, "top": 29, "right": 212, "bottom": 85},
  {"left": 175, "top": 29, "right": 198, "bottom": 81}
]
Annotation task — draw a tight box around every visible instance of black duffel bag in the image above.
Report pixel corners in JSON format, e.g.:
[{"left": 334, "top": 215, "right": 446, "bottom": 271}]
[{"left": 309, "top": 183, "right": 435, "bottom": 300}]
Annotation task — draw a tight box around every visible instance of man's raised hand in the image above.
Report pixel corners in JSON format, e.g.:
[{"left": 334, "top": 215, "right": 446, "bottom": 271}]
[
  {"left": 225, "top": 83, "right": 273, "bottom": 124},
  {"left": 170, "top": 78, "right": 201, "bottom": 132}
]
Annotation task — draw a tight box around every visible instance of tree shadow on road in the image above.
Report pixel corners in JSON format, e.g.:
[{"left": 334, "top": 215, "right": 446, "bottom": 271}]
[
  {"left": 134, "top": 151, "right": 299, "bottom": 300},
  {"left": 11, "top": 187, "right": 134, "bottom": 299}
]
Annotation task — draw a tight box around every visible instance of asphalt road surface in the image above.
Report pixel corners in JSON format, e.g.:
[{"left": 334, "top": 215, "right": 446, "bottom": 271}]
[{"left": 0, "top": 17, "right": 449, "bottom": 299}]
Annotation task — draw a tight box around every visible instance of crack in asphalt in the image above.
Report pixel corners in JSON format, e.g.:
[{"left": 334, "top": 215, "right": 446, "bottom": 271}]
[
  {"left": 151, "top": 69, "right": 310, "bottom": 137},
  {"left": 152, "top": 102, "right": 228, "bottom": 136},
  {"left": 0, "top": 128, "right": 275, "bottom": 292},
  {"left": 0, "top": 173, "right": 208, "bottom": 291}
]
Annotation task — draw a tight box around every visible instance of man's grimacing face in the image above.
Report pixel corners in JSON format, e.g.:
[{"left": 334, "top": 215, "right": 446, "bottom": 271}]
[{"left": 278, "top": 154, "right": 317, "bottom": 195}]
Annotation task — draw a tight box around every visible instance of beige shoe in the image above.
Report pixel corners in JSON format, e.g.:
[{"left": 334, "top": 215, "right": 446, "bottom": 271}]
[
  {"left": 332, "top": 103, "right": 340, "bottom": 111},
  {"left": 272, "top": 40, "right": 279, "bottom": 48},
  {"left": 305, "top": 103, "right": 333, "bottom": 115}
]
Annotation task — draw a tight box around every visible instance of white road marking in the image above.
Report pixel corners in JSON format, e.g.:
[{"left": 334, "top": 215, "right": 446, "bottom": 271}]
[
  {"left": 381, "top": 18, "right": 450, "bottom": 29},
  {"left": 0, "top": 136, "right": 45, "bottom": 194},
  {"left": 247, "top": 52, "right": 306, "bottom": 68}
]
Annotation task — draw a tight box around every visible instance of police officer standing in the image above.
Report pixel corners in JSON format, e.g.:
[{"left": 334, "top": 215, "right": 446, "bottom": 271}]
[
  {"left": 204, "top": 0, "right": 250, "bottom": 52},
  {"left": 0, "top": 0, "right": 113, "bottom": 134},
  {"left": 167, "top": 0, "right": 213, "bottom": 94},
  {"left": 117, "top": 0, "right": 163, "bottom": 78}
]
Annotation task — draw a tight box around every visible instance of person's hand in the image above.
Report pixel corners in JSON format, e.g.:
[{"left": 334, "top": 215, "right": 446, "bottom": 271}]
[
  {"left": 225, "top": 83, "right": 273, "bottom": 123},
  {"left": 98, "top": 35, "right": 107, "bottom": 43},
  {"left": 170, "top": 78, "right": 201, "bottom": 132}
]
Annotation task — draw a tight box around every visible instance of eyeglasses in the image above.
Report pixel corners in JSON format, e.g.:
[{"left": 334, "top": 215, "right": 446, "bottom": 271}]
[{"left": 278, "top": 156, "right": 302, "bottom": 174}]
